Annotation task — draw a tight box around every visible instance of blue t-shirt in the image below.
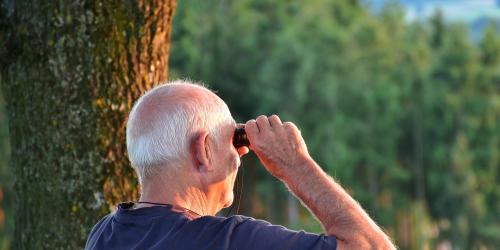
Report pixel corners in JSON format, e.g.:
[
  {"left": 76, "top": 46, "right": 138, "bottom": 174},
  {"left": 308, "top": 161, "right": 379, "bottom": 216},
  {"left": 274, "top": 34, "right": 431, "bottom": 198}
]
[{"left": 85, "top": 203, "right": 337, "bottom": 250}]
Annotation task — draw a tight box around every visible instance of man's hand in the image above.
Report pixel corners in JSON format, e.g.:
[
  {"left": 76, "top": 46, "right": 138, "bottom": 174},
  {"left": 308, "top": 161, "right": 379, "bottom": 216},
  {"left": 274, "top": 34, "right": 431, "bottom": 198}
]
[
  {"left": 244, "top": 115, "right": 396, "bottom": 250},
  {"left": 244, "top": 115, "right": 310, "bottom": 180}
]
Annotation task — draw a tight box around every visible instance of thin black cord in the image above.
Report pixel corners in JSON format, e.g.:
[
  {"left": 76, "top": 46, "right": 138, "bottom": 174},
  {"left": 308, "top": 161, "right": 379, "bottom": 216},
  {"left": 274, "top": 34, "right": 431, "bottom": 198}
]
[
  {"left": 135, "top": 201, "right": 171, "bottom": 206},
  {"left": 135, "top": 201, "right": 202, "bottom": 217},
  {"left": 237, "top": 162, "right": 244, "bottom": 214},
  {"left": 225, "top": 162, "right": 244, "bottom": 217}
]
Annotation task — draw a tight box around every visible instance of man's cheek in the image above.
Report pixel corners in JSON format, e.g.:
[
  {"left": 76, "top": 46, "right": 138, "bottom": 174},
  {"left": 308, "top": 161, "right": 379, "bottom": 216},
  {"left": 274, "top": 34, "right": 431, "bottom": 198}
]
[
  {"left": 227, "top": 153, "right": 240, "bottom": 172},
  {"left": 235, "top": 155, "right": 241, "bottom": 168},
  {"left": 233, "top": 149, "right": 242, "bottom": 167}
]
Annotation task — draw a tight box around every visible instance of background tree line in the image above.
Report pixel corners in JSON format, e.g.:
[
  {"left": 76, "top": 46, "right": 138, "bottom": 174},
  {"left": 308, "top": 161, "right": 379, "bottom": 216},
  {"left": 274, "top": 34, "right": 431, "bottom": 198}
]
[
  {"left": 168, "top": 0, "right": 500, "bottom": 249},
  {"left": 0, "top": 0, "right": 499, "bottom": 249}
]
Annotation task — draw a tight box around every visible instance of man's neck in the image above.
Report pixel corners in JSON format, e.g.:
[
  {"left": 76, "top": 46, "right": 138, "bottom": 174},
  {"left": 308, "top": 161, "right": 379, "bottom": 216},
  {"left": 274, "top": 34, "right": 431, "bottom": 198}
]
[{"left": 139, "top": 178, "right": 219, "bottom": 216}]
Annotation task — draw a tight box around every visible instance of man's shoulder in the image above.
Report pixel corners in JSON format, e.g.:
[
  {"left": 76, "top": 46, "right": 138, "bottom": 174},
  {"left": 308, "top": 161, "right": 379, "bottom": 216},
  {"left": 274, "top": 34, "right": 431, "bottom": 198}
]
[
  {"left": 191, "top": 214, "right": 272, "bottom": 230},
  {"left": 85, "top": 209, "right": 336, "bottom": 250},
  {"left": 184, "top": 214, "right": 254, "bottom": 231},
  {"left": 85, "top": 212, "right": 115, "bottom": 249},
  {"left": 198, "top": 214, "right": 253, "bottom": 223},
  {"left": 89, "top": 212, "right": 114, "bottom": 233},
  {"left": 190, "top": 214, "right": 336, "bottom": 250}
]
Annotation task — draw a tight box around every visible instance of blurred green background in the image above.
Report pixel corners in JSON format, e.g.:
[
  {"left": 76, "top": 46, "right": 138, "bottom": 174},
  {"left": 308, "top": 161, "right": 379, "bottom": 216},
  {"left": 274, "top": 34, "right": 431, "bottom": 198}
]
[{"left": 1, "top": 0, "right": 500, "bottom": 249}]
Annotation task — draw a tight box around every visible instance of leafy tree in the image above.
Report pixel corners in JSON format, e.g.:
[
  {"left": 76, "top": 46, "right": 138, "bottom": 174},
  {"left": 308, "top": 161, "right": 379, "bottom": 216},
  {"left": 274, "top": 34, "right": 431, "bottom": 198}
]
[{"left": 170, "top": 1, "right": 500, "bottom": 249}]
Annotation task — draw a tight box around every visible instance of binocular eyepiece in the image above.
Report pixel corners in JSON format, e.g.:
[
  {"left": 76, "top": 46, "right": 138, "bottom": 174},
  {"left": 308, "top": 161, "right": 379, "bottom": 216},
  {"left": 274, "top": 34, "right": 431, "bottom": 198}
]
[{"left": 233, "top": 127, "right": 249, "bottom": 147}]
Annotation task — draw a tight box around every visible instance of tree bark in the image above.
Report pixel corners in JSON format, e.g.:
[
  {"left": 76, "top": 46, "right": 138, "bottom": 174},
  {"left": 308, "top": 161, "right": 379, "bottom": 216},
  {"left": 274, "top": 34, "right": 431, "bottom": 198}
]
[{"left": 0, "top": 0, "right": 176, "bottom": 248}]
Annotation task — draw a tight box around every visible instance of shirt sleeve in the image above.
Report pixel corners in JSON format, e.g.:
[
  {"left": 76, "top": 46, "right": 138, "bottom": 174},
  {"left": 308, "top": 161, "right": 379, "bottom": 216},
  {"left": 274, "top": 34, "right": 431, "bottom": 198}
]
[{"left": 227, "top": 216, "right": 337, "bottom": 250}]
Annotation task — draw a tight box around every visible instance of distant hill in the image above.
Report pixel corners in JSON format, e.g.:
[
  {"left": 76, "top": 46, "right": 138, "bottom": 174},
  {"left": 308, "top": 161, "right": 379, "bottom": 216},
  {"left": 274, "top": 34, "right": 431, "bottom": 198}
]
[
  {"left": 364, "top": 0, "right": 500, "bottom": 41},
  {"left": 471, "top": 18, "right": 500, "bottom": 41}
]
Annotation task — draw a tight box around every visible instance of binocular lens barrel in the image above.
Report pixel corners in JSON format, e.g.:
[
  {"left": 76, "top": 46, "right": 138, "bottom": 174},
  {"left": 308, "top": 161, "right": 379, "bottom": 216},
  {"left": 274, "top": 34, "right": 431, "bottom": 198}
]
[{"left": 233, "top": 127, "right": 249, "bottom": 147}]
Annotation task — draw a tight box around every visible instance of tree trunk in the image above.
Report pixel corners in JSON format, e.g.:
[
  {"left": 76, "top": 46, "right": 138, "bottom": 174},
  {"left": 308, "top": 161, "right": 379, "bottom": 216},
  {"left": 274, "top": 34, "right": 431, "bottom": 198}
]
[{"left": 0, "top": 0, "right": 176, "bottom": 248}]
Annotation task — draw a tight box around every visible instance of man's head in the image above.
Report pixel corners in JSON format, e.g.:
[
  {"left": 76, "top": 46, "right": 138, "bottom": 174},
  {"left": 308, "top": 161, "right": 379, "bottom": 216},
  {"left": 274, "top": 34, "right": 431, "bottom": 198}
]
[{"left": 126, "top": 80, "right": 246, "bottom": 211}]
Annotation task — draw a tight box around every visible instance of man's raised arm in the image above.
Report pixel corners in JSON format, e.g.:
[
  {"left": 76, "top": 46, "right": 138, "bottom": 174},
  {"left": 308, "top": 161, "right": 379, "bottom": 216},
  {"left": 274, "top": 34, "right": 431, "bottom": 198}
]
[{"left": 245, "top": 115, "right": 395, "bottom": 250}]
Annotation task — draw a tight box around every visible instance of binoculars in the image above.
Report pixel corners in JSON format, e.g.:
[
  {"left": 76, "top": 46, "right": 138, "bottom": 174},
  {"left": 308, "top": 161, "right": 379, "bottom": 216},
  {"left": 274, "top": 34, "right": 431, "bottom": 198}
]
[{"left": 233, "top": 127, "right": 249, "bottom": 147}]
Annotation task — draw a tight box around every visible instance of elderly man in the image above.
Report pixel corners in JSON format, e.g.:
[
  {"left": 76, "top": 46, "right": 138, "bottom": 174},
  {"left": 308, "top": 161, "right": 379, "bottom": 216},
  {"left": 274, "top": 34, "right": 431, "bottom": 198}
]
[{"left": 85, "top": 80, "right": 395, "bottom": 250}]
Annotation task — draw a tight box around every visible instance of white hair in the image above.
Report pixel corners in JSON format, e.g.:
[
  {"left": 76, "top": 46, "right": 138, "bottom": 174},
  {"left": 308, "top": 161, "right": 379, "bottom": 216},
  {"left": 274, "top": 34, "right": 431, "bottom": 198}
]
[{"left": 126, "top": 80, "right": 234, "bottom": 184}]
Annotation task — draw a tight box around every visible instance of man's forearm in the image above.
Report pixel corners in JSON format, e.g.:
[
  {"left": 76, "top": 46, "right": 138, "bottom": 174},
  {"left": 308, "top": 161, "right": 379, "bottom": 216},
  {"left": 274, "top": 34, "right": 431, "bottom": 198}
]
[{"left": 281, "top": 158, "right": 395, "bottom": 249}]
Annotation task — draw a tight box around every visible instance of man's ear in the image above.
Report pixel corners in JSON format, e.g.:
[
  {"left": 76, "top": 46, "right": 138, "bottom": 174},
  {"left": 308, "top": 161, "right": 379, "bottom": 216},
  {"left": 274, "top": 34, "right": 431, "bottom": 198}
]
[{"left": 190, "top": 131, "right": 213, "bottom": 173}]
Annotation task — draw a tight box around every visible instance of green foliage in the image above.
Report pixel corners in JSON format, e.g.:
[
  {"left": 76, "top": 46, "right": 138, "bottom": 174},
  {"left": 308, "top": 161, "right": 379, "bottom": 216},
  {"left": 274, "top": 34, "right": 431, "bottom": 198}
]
[{"left": 170, "top": 0, "right": 500, "bottom": 249}]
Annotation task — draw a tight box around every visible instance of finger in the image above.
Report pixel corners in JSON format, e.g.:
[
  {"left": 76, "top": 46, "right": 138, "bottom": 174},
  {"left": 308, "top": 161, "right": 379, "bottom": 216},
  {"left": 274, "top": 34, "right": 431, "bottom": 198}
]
[
  {"left": 256, "top": 115, "right": 271, "bottom": 132},
  {"left": 245, "top": 119, "right": 259, "bottom": 136},
  {"left": 283, "top": 121, "right": 301, "bottom": 137},
  {"left": 268, "top": 114, "right": 282, "bottom": 128},
  {"left": 237, "top": 146, "right": 249, "bottom": 157}
]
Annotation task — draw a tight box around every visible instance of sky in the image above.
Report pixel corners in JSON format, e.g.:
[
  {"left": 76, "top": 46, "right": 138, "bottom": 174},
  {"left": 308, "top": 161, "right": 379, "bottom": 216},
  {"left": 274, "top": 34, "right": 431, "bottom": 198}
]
[{"left": 365, "top": 0, "right": 500, "bottom": 23}]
